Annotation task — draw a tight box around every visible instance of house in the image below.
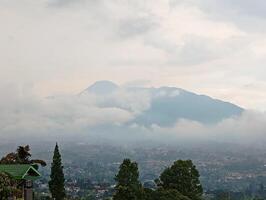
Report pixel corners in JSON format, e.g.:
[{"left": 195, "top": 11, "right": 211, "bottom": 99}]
[{"left": 0, "top": 164, "right": 41, "bottom": 200}]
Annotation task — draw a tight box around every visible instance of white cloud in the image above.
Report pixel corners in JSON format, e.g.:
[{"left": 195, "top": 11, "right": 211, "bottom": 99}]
[
  {"left": 1, "top": 0, "right": 266, "bottom": 111},
  {"left": 0, "top": 83, "right": 266, "bottom": 146},
  {"left": 124, "top": 110, "right": 266, "bottom": 145},
  {"left": 0, "top": 84, "right": 151, "bottom": 139}
]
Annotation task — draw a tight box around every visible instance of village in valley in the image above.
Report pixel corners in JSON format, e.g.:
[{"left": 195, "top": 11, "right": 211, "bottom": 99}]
[{"left": 2, "top": 142, "right": 266, "bottom": 200}]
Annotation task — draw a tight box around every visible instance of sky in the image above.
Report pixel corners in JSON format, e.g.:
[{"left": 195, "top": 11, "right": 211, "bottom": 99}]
[
  {"left": 2, "top": 0, "right": 266, "bottom": 144},
  {"left": 1, "top": 0, "right": 266, "bottom": 111}
]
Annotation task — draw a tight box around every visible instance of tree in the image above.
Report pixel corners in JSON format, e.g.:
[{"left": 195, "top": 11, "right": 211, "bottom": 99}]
[
  {"left": 215, "top": 191, "right": 230, "bottom": 200},
  {"left": 0, "top": 172, "right": 17, "bottom": 200},
  {"left": 113, "top": 159, "right": 144, "bottom": 200},
  {"left": 144, "top": 188, "right": 191, "bottom": 200},
  {"left": 0, "top": 145, "right": 46, "bottom": 167},
  {"left": 49, "top": 143, "right": 66, "bottom": 200},
  {"left": 157, "top": 160, "right": 203, "bottom": 200},
  {"left": 155, "top": 189, "right": 191, "bottom": 200}
]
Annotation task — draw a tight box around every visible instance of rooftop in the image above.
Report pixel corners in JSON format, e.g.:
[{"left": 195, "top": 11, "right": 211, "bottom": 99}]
[{"left": 0, "top": 164, "right": 41, "bottom": 180}]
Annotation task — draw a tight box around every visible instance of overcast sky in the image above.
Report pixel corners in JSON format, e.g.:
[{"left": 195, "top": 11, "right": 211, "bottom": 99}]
[{"left": 1, "top": 0, "right": 266, "bottom": 110}]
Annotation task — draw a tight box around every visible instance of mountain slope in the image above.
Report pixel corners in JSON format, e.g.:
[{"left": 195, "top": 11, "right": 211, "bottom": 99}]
[
  {"left": 83, "top": 81, "right": 244, "bottom": 126},
  {"left": 134, "top": 87, "right": 243, "bottom": 125}
]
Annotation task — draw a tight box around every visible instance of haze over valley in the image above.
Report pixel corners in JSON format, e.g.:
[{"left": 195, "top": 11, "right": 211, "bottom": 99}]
[
  {"left": 2, "top": 1, "right": 266, "bottom": 199},
  {"left": 2, "top": 80, "right": 265, "bottom": 147}
]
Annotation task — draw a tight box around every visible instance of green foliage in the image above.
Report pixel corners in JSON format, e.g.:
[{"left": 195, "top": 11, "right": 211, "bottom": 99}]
[
  {"left": 113, "top": 158, "right": 144, "bottom": 200},
  {"left": 144, "top": 188, "right": 191, "bottom": 200},
  {"left": 49, "top": 143, "right": 66, "bottom": 200},
  {"left": 0, "top": 145, "right": 46, "bottom": 167},
  {"left": 113, "top": 159, "right": 200, "bottom": 200},
  {"left": 156, "top": 189, "right": 191, "bottom": 200},
  {"left": 215, "top": 191, "right": 230, "bottom": 200},
  {"left": 0, "top": 172, "right": 17, "bottom": 200},
  {"left": 157, "top": 160, "right": 203, "bottom": 200}
]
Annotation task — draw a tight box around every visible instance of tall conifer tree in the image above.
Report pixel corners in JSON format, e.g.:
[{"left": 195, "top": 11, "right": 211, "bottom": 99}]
[
  {"left": 49, "top": 143, "right": 66, "bottom": 200},
  {"left": 113, "top": 158, "right": 144, "bottom": 200}
]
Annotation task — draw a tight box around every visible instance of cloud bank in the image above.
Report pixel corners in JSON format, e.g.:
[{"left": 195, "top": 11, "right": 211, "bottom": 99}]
[
  {"left": 1, "top": 0, "right": 266, "bottom": 110},
  {"left": 0, "top": 83, "right": 265, "bottom": 146}
]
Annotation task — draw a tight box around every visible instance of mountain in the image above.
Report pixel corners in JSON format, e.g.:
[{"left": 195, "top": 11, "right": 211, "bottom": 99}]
[
  {"left": 135, "top": 87, "right": 243, "bottom": 125},
  {"left": 82, "top": 81, "right": 244, "bottom": 126},
  {"left": 84, "top": 80, "right": 119, "bottom": 95}
]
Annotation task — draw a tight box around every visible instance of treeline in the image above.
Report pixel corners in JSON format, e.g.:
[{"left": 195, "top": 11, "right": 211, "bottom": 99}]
[
  {"left": 0, "top": 144, "right": 203, "bottom": 200},
  {"left": 113, "top": 158, "right": 202, "bottom": 200},
  {"left": 1, "top": 145, "right": 264, "bottom": 200}
]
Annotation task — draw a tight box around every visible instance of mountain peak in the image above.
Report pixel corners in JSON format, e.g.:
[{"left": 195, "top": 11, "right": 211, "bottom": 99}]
[
  {"left": 79, "top": 81, "right": 243, "bottom": 125},
  {"left": 85, "top": 80, "right": 119, "bottom": 95}
]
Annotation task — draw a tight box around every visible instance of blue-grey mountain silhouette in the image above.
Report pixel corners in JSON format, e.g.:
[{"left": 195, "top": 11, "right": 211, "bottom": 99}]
[{"left": 83, "top": 81, "right": 244, "bottom": 126}]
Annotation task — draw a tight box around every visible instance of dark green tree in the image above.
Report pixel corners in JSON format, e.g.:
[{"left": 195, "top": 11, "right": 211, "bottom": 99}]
[
  {"left": 144, "top": 188, "right": 191, "bottom": 200},
  {"left": 49, "top": 143, "right": 66, "bottom": 200},
  {"left": 0, "top": 172, "right": 17, "bottom": 200},
  {"left": 157, "top": 160, "right": 203, "bottom": 200},
  {"left": 113, "top": 159, "right": 144, "bottom": 200},
  {"left": 215, "top": 191, "right": 230, "bottom": 200},
  {"left": 0, "top": 145, "right": 46, "bottom": 167}
]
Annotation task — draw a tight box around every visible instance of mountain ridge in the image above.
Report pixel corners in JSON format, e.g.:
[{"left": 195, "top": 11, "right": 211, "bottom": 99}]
[{"left": 82, "top": 80, "right": 244, "bottom": 125}]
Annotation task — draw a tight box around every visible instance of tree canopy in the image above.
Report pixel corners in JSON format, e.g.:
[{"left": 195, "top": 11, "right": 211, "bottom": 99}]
[
  {"left": 144, "top": 188, "right": 191, "bottom": 200},
  {"left": 113, "top": 158, "right": 144, "bottom": 200},
  {"left": 0, "top": 172, "right": 17, "bottom": 200},
  {"left": 157, "top": 160, "right": 203, "bottom": 200},
  {"left": 0, "top": 145, "right": 46, "bottom": 167}
]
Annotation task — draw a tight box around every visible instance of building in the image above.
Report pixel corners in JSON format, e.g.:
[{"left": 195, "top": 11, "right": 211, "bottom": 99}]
[{"left": 0, "top": 164, "right": 41, "bottom": 200}]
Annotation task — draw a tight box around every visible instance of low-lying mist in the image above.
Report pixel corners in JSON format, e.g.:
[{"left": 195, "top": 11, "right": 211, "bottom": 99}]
[{"left": 0, "top": 82, "right": 265, "bottom": 148}]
